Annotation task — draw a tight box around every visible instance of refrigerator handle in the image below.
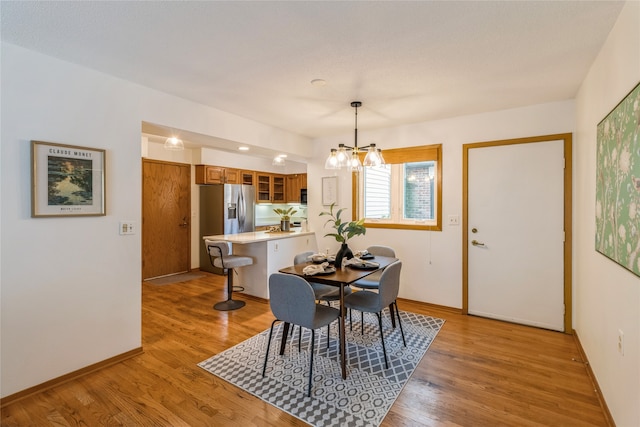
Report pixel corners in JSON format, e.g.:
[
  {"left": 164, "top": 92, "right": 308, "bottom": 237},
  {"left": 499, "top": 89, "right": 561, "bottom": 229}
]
[{"left": 238, "top": 188, "right": 245, "bottom": 232}]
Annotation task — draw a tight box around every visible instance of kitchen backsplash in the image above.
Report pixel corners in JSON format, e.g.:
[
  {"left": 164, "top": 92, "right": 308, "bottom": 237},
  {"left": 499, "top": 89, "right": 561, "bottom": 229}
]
[{"left": 255, "top": 203, "right": 307, "bottom": 227}]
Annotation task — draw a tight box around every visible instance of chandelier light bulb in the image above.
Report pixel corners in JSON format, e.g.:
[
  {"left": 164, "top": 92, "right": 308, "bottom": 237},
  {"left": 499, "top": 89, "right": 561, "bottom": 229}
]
[
  {"left": 363, "top": 144, "right": 382, "bottom": 167},
  {"left": 324, "top": 148, "right": 339, "bottom": 169}
]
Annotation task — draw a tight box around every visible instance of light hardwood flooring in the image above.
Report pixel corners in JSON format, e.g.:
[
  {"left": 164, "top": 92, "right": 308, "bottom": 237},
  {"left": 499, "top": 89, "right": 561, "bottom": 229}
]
[{"left": 1, "top": 272, "right": 609, "bottom": 426}]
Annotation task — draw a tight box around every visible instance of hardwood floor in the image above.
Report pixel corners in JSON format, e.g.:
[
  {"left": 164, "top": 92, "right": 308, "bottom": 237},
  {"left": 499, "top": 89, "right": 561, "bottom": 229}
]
[{"left": 1, "top": 273, "right": 608, "bottom": 426}]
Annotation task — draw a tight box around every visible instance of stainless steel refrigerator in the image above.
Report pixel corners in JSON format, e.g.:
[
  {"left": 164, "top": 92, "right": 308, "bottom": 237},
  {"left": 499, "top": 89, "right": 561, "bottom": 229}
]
[{"left": 199, "top": 184, "right": 255, "bottom": 273}]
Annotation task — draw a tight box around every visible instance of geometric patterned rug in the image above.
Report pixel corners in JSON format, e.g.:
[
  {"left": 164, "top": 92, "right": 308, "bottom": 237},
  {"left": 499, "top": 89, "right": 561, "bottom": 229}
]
[{"left": 198, "top": 310, "right": 444, "bottom": 427}]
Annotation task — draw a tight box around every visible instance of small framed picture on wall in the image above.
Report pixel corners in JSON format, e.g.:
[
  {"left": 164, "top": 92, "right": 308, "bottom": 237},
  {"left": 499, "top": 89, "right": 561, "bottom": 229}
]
[{"left": 322, "top": 176, "right": 338, "bottom": 206}]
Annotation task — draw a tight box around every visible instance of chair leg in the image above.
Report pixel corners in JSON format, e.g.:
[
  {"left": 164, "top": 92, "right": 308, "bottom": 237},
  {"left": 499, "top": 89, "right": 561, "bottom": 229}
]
[
  {"left": 394, "top": 301, "right": 406, "bottom": 346},
  {"left": 361, "top": 311, "right": 364, "bottom": 335},
  {"left": 389, "top": 303, "right": 396, "bottom": 328},
  {"left": 377, "top": 313, "right": 389, "bottom": 369},
  {"left": 298, "top": 325, "right": 302, "bottom": 352},
  {"left": 326, "top": 323, "right": 330, "bottom": 348},
  {"left": 214, "top": 268, "right": 246, "bottom": 311},
  {"left": 262, "top": 319, "right": 278, "bottom": 376},
  {"left": 308, "top": 329, "right": 315, "bottom": 397}
]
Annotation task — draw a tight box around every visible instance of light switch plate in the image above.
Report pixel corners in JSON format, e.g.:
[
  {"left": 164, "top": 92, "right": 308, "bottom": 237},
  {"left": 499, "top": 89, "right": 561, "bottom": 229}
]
[{"left": 119, "top": 221, "right": 136, "bottom": 235}]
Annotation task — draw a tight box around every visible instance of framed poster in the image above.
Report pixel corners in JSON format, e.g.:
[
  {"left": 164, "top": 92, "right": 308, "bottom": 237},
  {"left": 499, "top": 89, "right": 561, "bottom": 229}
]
[
  {"left": 31, "top": 140, "right": 106, "bottom": 217},
  {"left": 595, "top": 81, "right": 640, "bottom": 276},
  {"left": 322, "top": 176, "right": 338, "bottom": 206}
]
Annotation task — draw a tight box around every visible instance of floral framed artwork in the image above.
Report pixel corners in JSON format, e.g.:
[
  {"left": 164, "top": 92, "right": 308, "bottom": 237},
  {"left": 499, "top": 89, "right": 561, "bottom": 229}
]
[
  {"left": 31, "top": 141, "right": 106, "bottom": 217},
  {"left": 595, "top": 81, "right": 640, "bottom": 276}
]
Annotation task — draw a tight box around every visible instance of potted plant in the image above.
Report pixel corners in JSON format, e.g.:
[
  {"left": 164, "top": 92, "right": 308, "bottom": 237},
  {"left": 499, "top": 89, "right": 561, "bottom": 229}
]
[
  {"left": 273, "top": 207, "right": 297, "bottom": 231},
  {"left": 320, "top": 203, "right": 366, "bottom": 267}
]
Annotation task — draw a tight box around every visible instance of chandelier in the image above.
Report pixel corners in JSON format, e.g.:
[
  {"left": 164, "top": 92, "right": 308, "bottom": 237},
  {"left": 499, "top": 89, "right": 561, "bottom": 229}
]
[{"left": 324, "top": 101, "right": 384, "bottom": 171}]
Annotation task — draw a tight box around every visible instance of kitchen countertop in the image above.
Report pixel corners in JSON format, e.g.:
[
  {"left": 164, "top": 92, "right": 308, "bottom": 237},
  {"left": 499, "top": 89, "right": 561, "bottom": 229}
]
[{"left": 203, "top": 229, "right": 314, "bottom": 244}]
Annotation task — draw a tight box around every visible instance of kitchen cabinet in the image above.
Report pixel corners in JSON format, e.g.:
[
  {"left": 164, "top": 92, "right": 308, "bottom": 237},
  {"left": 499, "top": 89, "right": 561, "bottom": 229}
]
[
  {"left": 256, "top": 173, "right": 286, "bottom": 203},
  {"left": 195, "top": 165, "right": 240, "bottom": 184},
  {"left": 241, "top": 170, "right": 256, "bottom": 186},
  {"left": 272, "top": 174, "right": 286, "bottom": 203},
  {"left": 286, "top": 173, "right": 307, "bottom": 203},
  {"left": 256, "top": 173, "right": 272, "bottom": 202}
]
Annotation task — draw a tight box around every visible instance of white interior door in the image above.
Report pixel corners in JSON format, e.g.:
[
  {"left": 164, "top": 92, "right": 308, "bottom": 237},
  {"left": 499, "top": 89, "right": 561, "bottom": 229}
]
[{"left": 467, "top": 140, "right": 565, "bottom": 331}]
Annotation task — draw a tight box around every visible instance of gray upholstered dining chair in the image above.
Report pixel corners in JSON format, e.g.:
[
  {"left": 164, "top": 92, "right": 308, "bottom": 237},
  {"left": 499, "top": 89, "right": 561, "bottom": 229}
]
[
  {"left": 351, "top": 245, "right": 397, "bottom": 330},
  {"left": 344, "top": 260, "right": 405, "bottom": 369},
  {"left": 205, "top": 240, "right": 253, "bottom": 311},
  {"left": 293, "top": 251, "right": 352, "bottom": 302},
  {"left": 262, "top": 273, "right": 341, "bottom": 397},
  {"left": 352, "top": 245, "right": 396, "bottom": 291}
]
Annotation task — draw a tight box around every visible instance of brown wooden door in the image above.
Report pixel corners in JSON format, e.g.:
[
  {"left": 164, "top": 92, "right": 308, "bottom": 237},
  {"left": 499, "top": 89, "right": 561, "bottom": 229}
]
[{"left": 142, "top": 159, "right": 191, "bottom": 279}]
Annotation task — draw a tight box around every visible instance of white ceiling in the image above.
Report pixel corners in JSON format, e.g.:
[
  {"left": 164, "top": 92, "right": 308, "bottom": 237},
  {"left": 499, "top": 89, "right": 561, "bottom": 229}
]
[{"left": 1, "top": 1, "right": 625, "bottom": 145}]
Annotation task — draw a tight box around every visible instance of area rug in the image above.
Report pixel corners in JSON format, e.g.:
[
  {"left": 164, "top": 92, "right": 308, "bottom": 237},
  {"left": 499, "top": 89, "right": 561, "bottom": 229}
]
[
  {"left": 198, "top": 310, "right": 444, "bottom": 427},
  {"left": 145, "top": 272, "right": 205, "bottom": 286}
]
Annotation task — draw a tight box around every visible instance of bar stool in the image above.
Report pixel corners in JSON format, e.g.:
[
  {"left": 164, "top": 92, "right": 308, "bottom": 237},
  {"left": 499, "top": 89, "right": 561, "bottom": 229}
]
[{"left": 205, "top": 240, "right": 253, "bottom": 311}]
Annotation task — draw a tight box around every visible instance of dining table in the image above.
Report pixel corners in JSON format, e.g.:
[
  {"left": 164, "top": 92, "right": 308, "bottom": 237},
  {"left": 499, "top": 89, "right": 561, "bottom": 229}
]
[{"left": 278, "top": 255, "right": 398, "bottom": 379}]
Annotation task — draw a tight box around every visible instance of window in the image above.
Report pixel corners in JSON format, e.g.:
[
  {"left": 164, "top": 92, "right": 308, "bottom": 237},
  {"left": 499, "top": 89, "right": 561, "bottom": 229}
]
[{"left": 354, "top": 144, "right": 442, "bottom": 231}]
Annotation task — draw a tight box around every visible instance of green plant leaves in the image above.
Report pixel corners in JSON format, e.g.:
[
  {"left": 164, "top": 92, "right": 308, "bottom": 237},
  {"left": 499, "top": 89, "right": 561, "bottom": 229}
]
[{"left": 320, "top": 203, "right": 366, "bottom": 244}]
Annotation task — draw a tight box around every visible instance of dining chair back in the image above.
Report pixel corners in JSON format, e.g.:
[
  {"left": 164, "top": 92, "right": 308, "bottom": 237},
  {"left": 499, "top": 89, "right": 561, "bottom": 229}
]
[
  {"left": 344, "top": 260, "right": 405, "bottom": 369},
  {"left": 367, "top": 245, "right": 396, "bottom": 257},
  {"left": 205, "top": 240, "right": 253, "bottom": 311},
  {"left": 353, "top": 245, "right": 396, "bottom": 291},
  {"left": 293, "top": 251, "right": 340, "bottom": 301},
  {"left": 293, "top": 251, "right": 314, "bottom": 265},
  {"left": 262, "top": 273, "right": 340, "bottom": 397}
]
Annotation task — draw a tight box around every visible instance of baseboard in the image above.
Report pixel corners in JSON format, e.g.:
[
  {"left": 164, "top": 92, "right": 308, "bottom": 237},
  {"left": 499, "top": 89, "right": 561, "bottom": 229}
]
[
  {"left": 396, "top": 297, "right": 462, "bottom": 314},
  {"left": 572, "top": 330, "right": 616, "bottom": 427},
  {"left": 0, "top": 347, "right": 143, "bottom": 408}
]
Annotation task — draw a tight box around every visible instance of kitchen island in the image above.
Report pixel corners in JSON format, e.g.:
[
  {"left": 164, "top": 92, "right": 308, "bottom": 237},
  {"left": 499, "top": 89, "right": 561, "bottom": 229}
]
[{"left": 202, "top": 229, "right": 317, "bottom": 300}]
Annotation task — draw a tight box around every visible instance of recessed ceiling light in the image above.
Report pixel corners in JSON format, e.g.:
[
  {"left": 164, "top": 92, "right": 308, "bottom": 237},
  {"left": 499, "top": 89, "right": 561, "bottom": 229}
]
[
  {"left": 310, "top": 79, "right": 326, "bottom": 87},
  {"left": 238, "top": 146, "right": 249, "bottom": 151}
]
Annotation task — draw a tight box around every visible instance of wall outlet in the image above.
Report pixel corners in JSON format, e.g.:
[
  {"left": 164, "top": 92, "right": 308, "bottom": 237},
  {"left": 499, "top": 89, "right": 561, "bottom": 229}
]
[
  {"left": 448, "top": 215, "right": 460, "bottom": 226},
  {"left": 119, "top": 221, "right": 136, "bottom": 235},
  {"left": 618, "top": 329, "right": 624, "bottom": 355}
]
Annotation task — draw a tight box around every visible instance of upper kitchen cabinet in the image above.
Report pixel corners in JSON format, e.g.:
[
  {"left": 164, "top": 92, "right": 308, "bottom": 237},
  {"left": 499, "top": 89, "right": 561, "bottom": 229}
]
[
  {"left": 195, "top": 165, "right": 240, "bottom": 184},
  {"left": 272, "top": 174, "right": 285, "bottom": 203},
  {"left": 286, "top": 173, "right": 307, "bottom": 203},
  {"left": 256, "top": 173, "right": 272, "bottom": 202},
  {"left": 256, "top": 173, "right": 286, "bottom": 203},
  {"left": 241, "top": 170, "right": 256, "bottom": 186}
]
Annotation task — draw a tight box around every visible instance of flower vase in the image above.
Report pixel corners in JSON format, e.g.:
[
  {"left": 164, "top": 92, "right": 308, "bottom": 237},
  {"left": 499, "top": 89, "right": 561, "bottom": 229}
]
[
  {"left": 334, "top": 243, "right": 353, "bottom": 269},
  {"left": 280, "top": 220, "right": 290, "bottom": 232}
]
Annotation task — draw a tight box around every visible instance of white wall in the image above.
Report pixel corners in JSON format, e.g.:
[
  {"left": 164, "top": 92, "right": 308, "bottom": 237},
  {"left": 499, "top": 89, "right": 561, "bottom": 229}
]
[
  {"left": 0, "top": 43, "right": 310, "bottom": 398},
  {"left": 306, "top": 100, "right": 574, "bottom": 308},
  {"left": 574, "top": 2, "right": 640, "bottom": 425}
]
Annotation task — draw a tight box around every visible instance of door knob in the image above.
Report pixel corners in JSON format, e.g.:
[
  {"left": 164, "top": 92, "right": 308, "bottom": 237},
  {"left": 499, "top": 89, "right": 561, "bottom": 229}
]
[
  {"left": 179, "top": 216, "right": 189, "bottom": 227},
  {"left": 471, "top": 240, "right": 485, "bottom": 246}
]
